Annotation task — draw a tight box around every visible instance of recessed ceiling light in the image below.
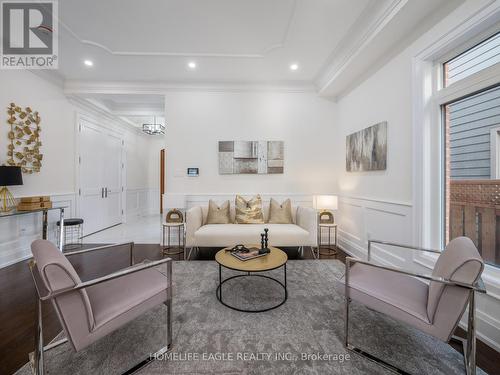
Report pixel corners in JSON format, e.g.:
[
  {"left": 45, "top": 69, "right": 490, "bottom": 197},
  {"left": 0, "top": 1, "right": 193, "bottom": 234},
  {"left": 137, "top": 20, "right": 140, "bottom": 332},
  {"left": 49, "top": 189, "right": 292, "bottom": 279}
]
[
  {"left": 188, "top": 61, "right": 197, "bottom": 70},
  {"left": 84, "top": 59, "right": 93, "bottom": 67},
  {"left": 290, "top": 63, "right": 299, "bottom": 71}
]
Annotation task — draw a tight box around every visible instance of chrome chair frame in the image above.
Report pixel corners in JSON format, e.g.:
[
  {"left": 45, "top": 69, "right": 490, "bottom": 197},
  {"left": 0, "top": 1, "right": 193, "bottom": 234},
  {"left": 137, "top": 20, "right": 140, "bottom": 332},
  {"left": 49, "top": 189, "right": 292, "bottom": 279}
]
[
  {"left": 29, "top": 242, "right": 173, "bottom": 375},
  {"left": 345, "top": 240, "right": 487, "bottom": 375}
]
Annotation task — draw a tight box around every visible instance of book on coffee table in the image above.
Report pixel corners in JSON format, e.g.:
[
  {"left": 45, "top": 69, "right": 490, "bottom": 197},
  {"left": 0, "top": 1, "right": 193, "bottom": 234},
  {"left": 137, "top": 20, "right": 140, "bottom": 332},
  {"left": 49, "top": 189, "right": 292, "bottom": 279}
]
[{"left": 231, "top": 247, "right": 268, "bottom": 261}]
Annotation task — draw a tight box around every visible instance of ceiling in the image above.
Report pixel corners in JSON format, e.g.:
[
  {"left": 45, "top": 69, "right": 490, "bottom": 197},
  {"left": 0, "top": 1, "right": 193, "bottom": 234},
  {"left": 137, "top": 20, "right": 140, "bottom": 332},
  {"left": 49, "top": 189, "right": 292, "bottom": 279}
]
[
  {"left": 58, "top": 0, "right": 369, "bottom": 83},
  {"left": 54, "top": 0, "right": 464, "bottom": 102},
  {"left": 79, "top": 93, "right": 165, "bottom": 129}
]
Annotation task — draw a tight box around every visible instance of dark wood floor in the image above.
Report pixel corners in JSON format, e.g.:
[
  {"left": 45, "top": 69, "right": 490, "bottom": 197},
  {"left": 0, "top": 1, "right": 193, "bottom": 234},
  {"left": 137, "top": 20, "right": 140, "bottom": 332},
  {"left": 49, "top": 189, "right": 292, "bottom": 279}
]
[{"left": 0, "top": 244, "right": 498, "bottom": 375}]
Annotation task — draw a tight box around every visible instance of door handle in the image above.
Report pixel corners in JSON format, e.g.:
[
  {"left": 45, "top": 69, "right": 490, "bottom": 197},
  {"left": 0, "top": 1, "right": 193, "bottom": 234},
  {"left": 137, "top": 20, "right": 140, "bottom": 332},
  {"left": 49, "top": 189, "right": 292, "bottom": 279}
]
[
  {"left": 105, "top": 187, "right": 108, "bottom": 198},
  {"left": 101, "top": 187, "right": 104, "bottom": 198}
]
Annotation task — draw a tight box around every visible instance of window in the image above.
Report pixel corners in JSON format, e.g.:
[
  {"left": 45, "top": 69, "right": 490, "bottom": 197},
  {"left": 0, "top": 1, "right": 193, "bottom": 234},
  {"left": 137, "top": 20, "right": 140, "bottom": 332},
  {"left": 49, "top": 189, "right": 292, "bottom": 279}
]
[
  {"left": 443, "top": 32, "right": 500, "bottom": 87},
  {"left": 443, "top": 83, "right": 500, "bottom": 268}
]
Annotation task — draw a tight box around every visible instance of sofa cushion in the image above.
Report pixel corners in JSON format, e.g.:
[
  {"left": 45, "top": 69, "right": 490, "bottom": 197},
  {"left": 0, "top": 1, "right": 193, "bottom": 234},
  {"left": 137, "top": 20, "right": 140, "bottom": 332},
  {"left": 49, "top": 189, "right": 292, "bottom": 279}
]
[
  {"left": 194, "top": 224, "right": 310, "bottom": 247},
  {"left": 200, "top": 201, "right": 298, "bottom": 224},
  {"left": 268, "top": 198, "right": 293, "bottom": 224},
  {"left": 235, "top": 195, "right": 264, "bottom": 224},
  {"left": 206, "top": 199, "right": 231, "bottom": 224}
]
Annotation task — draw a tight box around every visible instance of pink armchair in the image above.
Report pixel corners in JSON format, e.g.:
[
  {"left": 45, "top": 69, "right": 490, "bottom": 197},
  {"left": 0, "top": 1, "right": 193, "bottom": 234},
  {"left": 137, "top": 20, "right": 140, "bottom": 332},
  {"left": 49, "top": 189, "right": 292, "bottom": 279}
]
[
  {"left": 29, "top": 240, "right": 173, "bottom": 375},
  {"left": 344, "top": 236, "right": 486, "bottom": 375}
]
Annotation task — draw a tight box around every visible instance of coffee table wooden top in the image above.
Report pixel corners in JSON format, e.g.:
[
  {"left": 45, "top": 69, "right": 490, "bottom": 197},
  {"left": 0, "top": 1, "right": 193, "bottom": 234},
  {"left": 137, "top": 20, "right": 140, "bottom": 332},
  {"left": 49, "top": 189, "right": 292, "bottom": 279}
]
[{"left": 215, "top": 246, "right": 287, "bottom": 272}]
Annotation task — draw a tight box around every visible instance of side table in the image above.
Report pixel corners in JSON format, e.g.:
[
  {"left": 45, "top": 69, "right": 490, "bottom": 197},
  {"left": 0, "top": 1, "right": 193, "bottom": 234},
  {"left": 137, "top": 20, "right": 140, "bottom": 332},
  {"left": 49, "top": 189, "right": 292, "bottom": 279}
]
[
  {"left": 318, "top": 223, "right": 337, "bottom": 256},
  {"left": 162, "top": 222, "right": 185, "bottom": 260}
]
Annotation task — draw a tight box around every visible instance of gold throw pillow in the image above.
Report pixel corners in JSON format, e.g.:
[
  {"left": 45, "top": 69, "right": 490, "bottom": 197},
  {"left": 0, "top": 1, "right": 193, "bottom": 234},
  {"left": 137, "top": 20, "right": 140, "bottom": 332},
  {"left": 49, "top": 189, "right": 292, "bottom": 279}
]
[
  {"left": 268, "top": 198, "right": 293, "bottom": 224},
  {"left": 235, "top": 195, "right": 264, "bottom": 224},
  {"left": 206, "top": 200, "right": 231, "bottom": 224}
]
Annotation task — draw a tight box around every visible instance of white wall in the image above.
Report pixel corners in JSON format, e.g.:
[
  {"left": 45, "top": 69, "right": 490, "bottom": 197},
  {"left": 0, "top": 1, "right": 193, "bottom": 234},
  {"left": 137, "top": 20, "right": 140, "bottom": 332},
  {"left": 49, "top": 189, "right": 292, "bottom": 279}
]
[
  {"left": 334, "top": 49, "right": 413, "bottom": 204},
  {"left": 0, "top": 70, "right": 76, "bottom": 197},
  {"left": 164, "top": 91, "right": 337, "bottom": 195},
  {"left": 126, "top": 132, "right": 163, "bottom": 190},
  {"left": 125, "top": 133, "right": 164, "bottom": 218},
  {"left": 0, "top": 71, "right": 162, "bottom": 266},
  {"left": 0, "top": 71, "right": 77, "bottom": 267},
  {"left": 333, "top": 0, "right": 500, "bottom": 352}
]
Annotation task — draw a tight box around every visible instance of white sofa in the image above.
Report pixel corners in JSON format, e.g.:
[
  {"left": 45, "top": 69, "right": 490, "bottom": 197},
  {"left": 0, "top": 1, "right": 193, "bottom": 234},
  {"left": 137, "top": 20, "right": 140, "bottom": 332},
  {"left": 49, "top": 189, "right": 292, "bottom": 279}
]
[{"left": 185, "top": 203, "right": 318, "bottom": 250}]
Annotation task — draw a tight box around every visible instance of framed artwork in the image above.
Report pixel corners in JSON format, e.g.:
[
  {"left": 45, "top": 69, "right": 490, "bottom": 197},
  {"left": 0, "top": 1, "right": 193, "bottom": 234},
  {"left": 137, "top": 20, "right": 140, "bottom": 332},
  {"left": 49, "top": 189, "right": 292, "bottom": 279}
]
[
  {"left": 346, "top": 122, "right": 387, "bottom": 172},
  {"left": 6, "top": 103, "right": 43, "bottom": 173},
  {"left": 218, "top": 141, "right": 284, "bottom": 174}
]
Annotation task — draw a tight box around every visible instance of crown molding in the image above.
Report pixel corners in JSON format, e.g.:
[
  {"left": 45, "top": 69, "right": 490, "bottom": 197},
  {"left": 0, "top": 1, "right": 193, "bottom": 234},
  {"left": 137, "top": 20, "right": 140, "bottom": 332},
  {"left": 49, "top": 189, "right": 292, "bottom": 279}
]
[
  {"left": 112, "top": 108, "right": 165, "bottom": 117},
  {"left": 29, "top": 69, "right": 65, "bottom": 88},
  {"left": 314, "top": 0, "right": 408, "bottom": 95},
  {"left": 67, "top": 95, "right": 143, "bottom": 135},
  {"left": 64, "top": 80, "right": 317, "bottom": 95},
  {"left": 59, "top": 0, "right": 297, "bottom": 59}
]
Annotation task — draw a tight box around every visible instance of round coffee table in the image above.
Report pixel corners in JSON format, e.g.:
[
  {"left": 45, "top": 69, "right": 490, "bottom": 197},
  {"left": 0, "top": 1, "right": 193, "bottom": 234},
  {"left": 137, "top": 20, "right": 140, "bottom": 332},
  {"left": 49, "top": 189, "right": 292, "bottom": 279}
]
[{"left": 215, "top": 246, "right": 288, "bottom": 313}]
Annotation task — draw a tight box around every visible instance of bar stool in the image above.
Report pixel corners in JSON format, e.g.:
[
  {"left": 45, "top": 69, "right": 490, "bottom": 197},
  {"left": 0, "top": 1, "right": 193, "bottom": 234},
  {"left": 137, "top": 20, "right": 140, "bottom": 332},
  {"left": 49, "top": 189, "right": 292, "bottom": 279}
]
[{"left": 57, "top": 218, "right": 84, "bottom": 250}]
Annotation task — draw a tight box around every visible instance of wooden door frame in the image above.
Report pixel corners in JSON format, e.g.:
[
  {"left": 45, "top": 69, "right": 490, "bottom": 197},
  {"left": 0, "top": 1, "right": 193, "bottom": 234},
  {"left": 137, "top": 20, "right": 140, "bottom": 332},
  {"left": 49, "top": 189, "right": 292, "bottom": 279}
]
[{"left": 160, "top": 148, "right": 165, "bottom": 214}]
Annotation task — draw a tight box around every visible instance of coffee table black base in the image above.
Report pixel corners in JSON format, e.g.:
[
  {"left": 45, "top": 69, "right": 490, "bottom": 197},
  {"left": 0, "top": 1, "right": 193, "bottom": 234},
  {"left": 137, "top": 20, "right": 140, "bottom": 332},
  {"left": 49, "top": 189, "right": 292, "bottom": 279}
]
[{"left": 216, "top": 264, "right": 287, "bottom": 313}]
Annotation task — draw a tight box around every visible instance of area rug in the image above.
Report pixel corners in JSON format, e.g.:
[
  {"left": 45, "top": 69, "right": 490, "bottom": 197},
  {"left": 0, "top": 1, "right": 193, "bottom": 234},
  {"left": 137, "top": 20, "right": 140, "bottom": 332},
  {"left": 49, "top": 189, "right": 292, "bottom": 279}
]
[{"left": 16, "top": 260, "right": 479, "bottom": 374}]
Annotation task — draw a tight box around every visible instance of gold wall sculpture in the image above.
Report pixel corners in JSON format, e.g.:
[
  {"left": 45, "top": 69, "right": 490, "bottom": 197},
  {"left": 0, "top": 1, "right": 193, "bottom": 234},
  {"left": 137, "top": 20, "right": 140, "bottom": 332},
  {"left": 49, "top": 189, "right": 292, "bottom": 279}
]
[{"left": 6, "top": 103, "right": 43, "bottom": 173}]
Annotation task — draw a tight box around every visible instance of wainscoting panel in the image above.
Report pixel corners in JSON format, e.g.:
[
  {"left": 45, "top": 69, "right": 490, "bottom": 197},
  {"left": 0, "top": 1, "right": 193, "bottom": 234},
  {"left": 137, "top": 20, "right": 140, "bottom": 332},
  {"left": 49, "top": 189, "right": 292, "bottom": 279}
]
[
  {"left": 0, "top": 193, "right": 75, "bottom": 269},
  {"left": 336, "top": 195, "right": 500, "bottom": 352},
  {"left": 337, "top": 197, "right": 412, "bottom": 267},
  {"left": 126, "top": 188, "right": 159, "bottom": 220}
]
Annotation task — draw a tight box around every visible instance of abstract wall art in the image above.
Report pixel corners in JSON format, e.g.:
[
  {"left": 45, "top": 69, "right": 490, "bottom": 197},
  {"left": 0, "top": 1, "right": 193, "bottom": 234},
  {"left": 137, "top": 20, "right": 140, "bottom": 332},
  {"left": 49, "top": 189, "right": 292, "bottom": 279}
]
[
  {"left": 6, "top": 103, "right": 43, "bottom": 174},
  {"left": 218, "top": 141, "right": 284, "bottom": 174},
  {"left": 346, "top": 122, "right": 387, "bottom": 172}
]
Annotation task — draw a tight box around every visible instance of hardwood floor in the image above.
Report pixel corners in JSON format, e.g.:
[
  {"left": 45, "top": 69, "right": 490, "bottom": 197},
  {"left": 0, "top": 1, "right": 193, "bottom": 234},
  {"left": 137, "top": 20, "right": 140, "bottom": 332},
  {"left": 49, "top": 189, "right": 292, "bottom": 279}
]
[{"left": 0, "top": 244, "right": 498, "bottom": 375}]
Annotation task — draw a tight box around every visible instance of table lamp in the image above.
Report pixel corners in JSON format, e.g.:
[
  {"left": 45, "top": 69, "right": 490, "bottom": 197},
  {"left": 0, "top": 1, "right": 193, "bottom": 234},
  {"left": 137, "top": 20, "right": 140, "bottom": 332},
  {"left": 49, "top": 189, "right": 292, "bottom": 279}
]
[
  {"left": 164, "top": 194, "right": 186, "bottom": 223},
  {"left": 313, "top": 195, "right": 338, "bottom": 224},
  {"left": 0, "top": 166, "right": 23, "bottom": 212}
]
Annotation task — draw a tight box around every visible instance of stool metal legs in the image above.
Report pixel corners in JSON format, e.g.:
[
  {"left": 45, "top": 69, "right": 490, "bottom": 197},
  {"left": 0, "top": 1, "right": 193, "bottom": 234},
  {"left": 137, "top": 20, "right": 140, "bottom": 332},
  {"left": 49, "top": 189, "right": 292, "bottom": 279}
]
[{"left": 162, "top": 224, "right": 185, "bottom": 259}]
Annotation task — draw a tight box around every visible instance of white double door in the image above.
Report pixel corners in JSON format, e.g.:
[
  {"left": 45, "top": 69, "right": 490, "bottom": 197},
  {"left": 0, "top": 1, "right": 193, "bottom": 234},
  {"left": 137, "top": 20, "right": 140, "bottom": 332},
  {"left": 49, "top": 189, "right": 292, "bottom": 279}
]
[{"left": 79, "top": 119, "right": 124, "bottom": 235}]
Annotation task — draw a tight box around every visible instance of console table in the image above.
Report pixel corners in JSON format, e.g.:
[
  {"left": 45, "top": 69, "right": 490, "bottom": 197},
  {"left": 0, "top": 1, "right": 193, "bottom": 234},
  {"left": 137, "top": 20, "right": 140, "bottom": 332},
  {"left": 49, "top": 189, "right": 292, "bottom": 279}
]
[{"left": 0, "top": 206, "right": 66, "bottom": 250}]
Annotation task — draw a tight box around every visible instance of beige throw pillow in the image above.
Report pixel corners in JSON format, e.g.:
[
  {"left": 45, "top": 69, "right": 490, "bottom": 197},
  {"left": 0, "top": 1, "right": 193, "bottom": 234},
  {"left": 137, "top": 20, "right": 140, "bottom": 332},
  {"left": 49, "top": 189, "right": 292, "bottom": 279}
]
[
  {"left": 235, "top": 195, "right": 264, "bottom": 224},
  {"left": 268, "top": 198, "right": 293, "bottom": 224},
  {"left": 206, "top": 200, "right": 231, "bottom": 224}
]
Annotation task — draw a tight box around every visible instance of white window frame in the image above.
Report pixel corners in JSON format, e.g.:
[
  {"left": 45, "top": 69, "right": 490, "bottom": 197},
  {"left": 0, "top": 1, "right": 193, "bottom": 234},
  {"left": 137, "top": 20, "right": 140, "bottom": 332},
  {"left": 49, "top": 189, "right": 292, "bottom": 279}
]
[
  {"left": 489, "top": 126, "right": 500, "bottom": 179},
  {"left": 412, "top": 1, "right": 500, "bottom": 296}
]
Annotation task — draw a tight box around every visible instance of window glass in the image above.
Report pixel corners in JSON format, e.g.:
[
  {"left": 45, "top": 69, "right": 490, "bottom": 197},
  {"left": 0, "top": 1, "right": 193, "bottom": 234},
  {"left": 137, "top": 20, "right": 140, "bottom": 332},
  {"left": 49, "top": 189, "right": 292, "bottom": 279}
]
[
  {"left": 444, "top": 85, "right": 500, "bottom": 268},
  {"left": 444, "top": 32, "right": 500, "bottom": 86}
]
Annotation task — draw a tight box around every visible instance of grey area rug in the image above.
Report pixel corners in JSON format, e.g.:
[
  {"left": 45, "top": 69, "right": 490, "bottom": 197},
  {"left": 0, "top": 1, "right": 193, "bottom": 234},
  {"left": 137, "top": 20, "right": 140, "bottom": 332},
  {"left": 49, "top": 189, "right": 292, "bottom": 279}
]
[{"left": 16, "top": 260, "right": 480, "bottom": 375}]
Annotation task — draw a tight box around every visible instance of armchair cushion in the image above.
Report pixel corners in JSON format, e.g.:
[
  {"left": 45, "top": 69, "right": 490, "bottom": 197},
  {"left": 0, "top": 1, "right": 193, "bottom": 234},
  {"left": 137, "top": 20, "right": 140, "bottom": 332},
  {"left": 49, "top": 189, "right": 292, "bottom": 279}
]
[
  {"left": 427, "top": 237, "right": 483, "bottom": 322},
  {"left": 31, "top": 239, "right": 95, "bottom": 330},
  {"left": 348, "top": 263, "right": 429, "bottom": 322},
  {"left": 87, "top": 267, "right": 169, "bottom": 327}
]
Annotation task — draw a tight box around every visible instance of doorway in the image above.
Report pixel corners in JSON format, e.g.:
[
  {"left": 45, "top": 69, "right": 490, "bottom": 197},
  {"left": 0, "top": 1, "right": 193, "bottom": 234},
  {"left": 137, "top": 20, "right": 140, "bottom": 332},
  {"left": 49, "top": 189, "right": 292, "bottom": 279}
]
[{"left": 77, "top": 117, "right": 124, "bottom": 235}]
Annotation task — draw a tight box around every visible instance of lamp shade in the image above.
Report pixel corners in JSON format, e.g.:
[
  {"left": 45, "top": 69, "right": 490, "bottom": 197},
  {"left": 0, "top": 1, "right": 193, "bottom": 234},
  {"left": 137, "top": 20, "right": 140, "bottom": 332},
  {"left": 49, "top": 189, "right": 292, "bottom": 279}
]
[
  {"left": 314, "top": 195, "right": 338, "bottom": 210},
  {"left": 0, "top": 166, "right": 23, "bottom": 186}
]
